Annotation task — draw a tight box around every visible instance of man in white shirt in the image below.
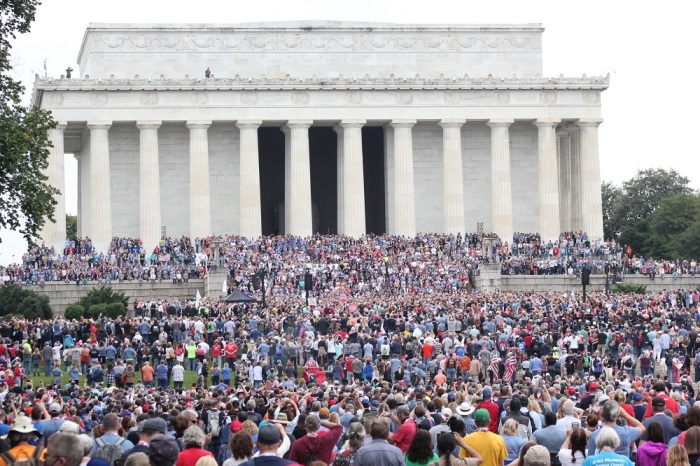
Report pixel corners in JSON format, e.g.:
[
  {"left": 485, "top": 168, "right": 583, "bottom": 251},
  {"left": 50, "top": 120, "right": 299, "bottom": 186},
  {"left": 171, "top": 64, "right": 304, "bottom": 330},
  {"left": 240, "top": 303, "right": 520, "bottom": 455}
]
[{"left": 555, "top": 400, "right": 580, "bottom": 431}]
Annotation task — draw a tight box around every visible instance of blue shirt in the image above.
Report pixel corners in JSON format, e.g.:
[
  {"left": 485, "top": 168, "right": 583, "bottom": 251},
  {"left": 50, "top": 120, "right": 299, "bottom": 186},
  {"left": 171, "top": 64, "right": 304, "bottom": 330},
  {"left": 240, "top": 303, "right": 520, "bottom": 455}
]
[
  {"left": 588, "top": 425, "right": 641, "bottom": 457},
  {"left": 582, "top": 450, "right": 634, "bottom": 466},
  {"left": 91, "top": 433, "right": 134, "bottom": 456}
]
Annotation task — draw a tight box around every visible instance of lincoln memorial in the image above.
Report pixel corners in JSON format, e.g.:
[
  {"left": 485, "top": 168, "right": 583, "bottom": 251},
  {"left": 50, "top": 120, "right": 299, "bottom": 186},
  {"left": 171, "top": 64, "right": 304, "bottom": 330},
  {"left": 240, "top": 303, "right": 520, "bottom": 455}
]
[{"left": 32, "top": 22, "right": 608, "bottom": 253}]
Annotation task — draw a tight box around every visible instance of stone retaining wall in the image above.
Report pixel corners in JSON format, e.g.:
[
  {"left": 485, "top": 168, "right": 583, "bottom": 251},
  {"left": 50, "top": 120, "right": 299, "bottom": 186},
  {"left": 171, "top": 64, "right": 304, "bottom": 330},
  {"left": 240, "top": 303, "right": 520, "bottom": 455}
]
[
  {"left": 27, "top": 280, "right": 205, "bottom": 316},
  {"left": 498, "top": 275, "right": 700, "bottom": 293}
]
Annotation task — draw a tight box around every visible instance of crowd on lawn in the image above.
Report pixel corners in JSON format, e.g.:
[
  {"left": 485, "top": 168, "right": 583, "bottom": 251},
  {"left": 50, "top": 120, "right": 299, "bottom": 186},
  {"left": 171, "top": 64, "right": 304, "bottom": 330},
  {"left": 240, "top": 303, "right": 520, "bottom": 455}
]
[{"left": 0, "top": 233, "right": 700, "bottom": 466}]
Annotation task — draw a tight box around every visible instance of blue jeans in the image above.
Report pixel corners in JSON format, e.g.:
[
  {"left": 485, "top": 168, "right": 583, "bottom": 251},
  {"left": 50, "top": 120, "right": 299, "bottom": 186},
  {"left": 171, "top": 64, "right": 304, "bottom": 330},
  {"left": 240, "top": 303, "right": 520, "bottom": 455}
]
[{"left": 44, "top": 360, "right": 52, "bottom": 376}]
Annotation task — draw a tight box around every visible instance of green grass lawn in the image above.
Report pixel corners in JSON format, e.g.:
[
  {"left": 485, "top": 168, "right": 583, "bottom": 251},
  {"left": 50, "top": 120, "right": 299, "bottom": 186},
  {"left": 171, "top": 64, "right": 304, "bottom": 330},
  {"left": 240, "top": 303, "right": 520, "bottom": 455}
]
[{"left": 25, "top": 369, "right": 203, "bottom": 391}]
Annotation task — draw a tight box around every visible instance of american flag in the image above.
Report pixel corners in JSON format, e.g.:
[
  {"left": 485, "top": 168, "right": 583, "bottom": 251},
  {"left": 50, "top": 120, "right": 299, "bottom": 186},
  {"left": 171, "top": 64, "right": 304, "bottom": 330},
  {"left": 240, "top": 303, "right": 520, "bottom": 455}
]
[
  {"left": 504, "top": 353, "right": 517, "bottom": 382},
  {"left": 490, "top": 354, "right": 500, "bottom": 383}
]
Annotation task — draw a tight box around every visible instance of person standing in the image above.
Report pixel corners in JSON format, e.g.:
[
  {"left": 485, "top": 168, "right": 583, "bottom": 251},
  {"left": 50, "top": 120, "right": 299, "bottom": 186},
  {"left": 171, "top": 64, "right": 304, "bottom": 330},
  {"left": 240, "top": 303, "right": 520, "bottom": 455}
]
[
  {"left": 636, "top": 422, "right": 668, "bottom": 466},
  {"left": 355, "top": 418, "right": 404, "bottom": 466},
  {"left": 582, "top": 428, "right": 634, "bottom": 466},
  {"left": 156, "top": 360, "right": 169, "bottom": 388},
  {"left": 462, "top": 409, "right": 506, "bottom": 466},
  {"left": 240, "top": 424, "right": 297, "bottom": 466},
  {"left": 172, "top": 360, "right": 185, "bottom": 389},
  {"left": 45, "top": 433, "right": 83, "bottom": 466},
  {"left": 201, "top": 399, "right": 226, "bottom": 457},
  {"left": 289, "top": 416, "right": 343, "bottom": 465},
  {"left": 388, "top": 405, "right": 417, "bottom": 454},
  {"left": 587, "top": 401, "right": 645, "bottom": 458}
]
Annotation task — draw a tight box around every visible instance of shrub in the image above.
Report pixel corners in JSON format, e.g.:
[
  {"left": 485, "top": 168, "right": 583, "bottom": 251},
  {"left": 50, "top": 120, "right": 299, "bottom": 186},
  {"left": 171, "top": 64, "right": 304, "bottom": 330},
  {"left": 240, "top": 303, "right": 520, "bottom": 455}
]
[
  {"left": 18, "top": 296, "right": 53, "bottom": 320},
  {"left": 612, "top": 282, "right": 648, "bottom": 294},
  {"left": 64, "top": 304, "right": 85, "bottom": 320},
  {"left": 87, "top": 303, "right": 108, "bottom": 319},
  {"left": 0, "top": 284, "right": 52, "bottom": 319},
  {"left": 105, "top": 302, "right": 126, "bottom": 318},
  {"left": 77, "top": 286, "right": 128, "bottom": 311}
]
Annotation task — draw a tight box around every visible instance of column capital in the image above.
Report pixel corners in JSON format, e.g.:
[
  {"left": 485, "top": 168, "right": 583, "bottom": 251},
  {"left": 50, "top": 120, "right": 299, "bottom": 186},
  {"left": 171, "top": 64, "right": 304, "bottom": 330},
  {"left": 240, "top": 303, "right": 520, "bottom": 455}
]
[
  {"left": 439, "top": 119, "right": 466, "bottom": 129},
  {"left": 136, "top": 121, "right": 162, "bottom": 130},
  {"left": 533, "top": 118, "right": 561, "bottom": 128},
  {"left": 338, "top": 119, "right": 366, "bottom": 129},
  {"left": 285, "top": 120, "right": 313, "bottom": 130},
  {"left": 87, "top": 121, "right": 112, "bottom": 131},
  {"left": 390, "top": 119, "right": 417, "bottom": 129},
  {"left": 487, "top": 118, "right": 514, "bottom": 128},
  {"left": 236, "top": 120, "right": 263, "bottom": 130},
  {"left": 578, "top": 118, "right": 604, "bottom": 128},
  {"left": 186, "top": 120, "right": 212, "bottom": 130}
]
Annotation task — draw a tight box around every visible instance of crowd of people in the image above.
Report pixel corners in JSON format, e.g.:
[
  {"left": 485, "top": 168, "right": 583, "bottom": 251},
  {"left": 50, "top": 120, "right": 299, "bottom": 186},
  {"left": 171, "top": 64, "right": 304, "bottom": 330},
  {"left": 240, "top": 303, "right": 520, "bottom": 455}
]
[
  {"left": 2, "top": 232, "right": 699, "bottom": 290},
  {"left": 0, "top": 233, "right": 700, "bottom": 466}
]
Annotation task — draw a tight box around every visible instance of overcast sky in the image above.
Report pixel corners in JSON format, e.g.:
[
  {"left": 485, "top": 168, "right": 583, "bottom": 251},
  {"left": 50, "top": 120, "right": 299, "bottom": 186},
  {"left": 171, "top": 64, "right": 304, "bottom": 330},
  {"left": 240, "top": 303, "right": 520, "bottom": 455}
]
[{"left": 1, "top": 0, "right": 697, "bottom": 264}]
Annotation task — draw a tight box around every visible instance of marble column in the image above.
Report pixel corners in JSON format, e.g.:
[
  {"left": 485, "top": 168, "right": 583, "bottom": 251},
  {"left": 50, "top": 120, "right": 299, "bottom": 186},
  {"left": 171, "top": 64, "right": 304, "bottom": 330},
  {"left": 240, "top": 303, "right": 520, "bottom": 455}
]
[
  {"left": 75, "top": 154, "right": 82, "bottom": 238},
  {"left": 41, "top": 122, "right": 67, "bottom": 252},
  {"left": 137, "top": 121, "right": 162, "bottom": 251},
  {"left": 391, "top": 120, "right": 417, "bottom": 237},
  {"left": 579, "top": 118, "right": 605, "bottom": 240},
  {"left": 87, "top": 122, "right": 112, "bottom": 252},
  {"left": 534, "top": 119, "right": 561, "bottom": 241},
  {"left": 569, "top": 128, "right": 582, "bottom": 230},
  {"left": 334, "top": 125, "right": 345, "bottom": 235},
  {"left": 237, "top": 120, "right": 263, "bottom": 238},
  {"left": 337, "top": 120, "right": 366, "bottom": 237},
  {"left": 284, "top": 120, "right": 313, "bottom": 237},
  {"left": 487, "top": 119, "right": 514, "bottom": 241},
  {"left": 440, "top": 119, "right": 466, "bottom": 235},
  {"left": 557, "top": 129, "right": 572, "bottom": 232},
  {"left": 187, "top": 121, "right": 212, "bottom": 239}
]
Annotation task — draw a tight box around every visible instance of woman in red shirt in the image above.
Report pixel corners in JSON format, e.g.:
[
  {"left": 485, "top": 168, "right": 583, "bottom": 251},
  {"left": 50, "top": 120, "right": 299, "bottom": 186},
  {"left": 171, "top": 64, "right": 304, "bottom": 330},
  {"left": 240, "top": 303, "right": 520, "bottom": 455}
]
[{"left": 177, "top": 426, "right": 214, "bottom": 466}]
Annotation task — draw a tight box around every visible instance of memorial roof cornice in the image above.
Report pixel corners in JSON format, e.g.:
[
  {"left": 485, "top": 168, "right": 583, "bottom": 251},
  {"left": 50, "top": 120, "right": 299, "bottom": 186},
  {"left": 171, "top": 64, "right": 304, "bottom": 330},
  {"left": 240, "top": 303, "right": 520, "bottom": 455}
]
[
  {"left": 85, "top": 21, "right": 545, "bottom": 32},
  {"left": 32, "top": 73, "right": 609, "bottom": 106}
]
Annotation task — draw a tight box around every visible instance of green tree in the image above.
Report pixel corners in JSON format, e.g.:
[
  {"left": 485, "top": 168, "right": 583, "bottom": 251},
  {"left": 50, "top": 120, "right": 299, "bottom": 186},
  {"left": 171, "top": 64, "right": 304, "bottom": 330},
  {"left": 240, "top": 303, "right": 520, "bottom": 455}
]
[
  {"left": 604, "top": 168, "right": 694, "bottom": 255},
  {"left": 675, "top": 218, "right": 700, "bottom": 260},
  {"left": 0, "top": 283, "right": 52, "bottom": 319},
  {"left": 75, "top": 286, "right": 129, "bottom": 312},
  {"left": 602, "top": 181, "right": 622, "bottom": 240},
  {"left": 647, "top": 194, "right": 700, "bottom": 259},
  {"left": 1, "top": 0, "right": 59, "bottom": 246},
  {"left": 66, "top": 214, "right": 77, "bottom": 242}
]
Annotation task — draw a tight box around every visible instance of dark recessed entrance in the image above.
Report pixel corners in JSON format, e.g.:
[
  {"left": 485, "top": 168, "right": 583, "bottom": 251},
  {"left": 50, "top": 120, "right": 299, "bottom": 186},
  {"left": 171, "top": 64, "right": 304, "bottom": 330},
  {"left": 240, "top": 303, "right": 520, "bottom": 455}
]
[{"left": 257, "top": 125, "right": 385, "bottom": 236}]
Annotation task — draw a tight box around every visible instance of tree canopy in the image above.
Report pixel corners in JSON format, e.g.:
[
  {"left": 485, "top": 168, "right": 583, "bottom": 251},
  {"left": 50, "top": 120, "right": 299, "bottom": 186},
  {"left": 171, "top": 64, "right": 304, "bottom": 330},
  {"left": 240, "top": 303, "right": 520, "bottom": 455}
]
[
  {"left": 603, "top": 168, "right": 699, "bottom": 259},
  {"left": 1, "top": 0, "right": 58, "bottom": 246},
  {"left": 0, "top": 283, "right": 52, "bottom": 319}
]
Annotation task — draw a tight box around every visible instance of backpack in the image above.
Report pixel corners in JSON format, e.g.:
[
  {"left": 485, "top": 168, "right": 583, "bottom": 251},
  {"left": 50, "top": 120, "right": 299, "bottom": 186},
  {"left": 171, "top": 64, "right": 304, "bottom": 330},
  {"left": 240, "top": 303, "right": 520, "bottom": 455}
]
[
  {"left": 624, "top": 357, "right": 634, "bottom": 368},
  {"left": 207, "top": 410, "right": 221, "bottom": 437},
  {"left": 1, "top": 447, "right": 43, "bottom": 466},
  {"left": 95, "top": 437, "right": 125, "bottom": 466}
]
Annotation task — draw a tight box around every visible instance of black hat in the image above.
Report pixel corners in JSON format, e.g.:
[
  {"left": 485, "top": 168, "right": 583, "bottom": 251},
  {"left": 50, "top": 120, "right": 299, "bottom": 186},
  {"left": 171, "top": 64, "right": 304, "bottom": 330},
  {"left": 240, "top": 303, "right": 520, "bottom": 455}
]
[{"left": 257, "top": 424, "right": 282, "bottom": 445}]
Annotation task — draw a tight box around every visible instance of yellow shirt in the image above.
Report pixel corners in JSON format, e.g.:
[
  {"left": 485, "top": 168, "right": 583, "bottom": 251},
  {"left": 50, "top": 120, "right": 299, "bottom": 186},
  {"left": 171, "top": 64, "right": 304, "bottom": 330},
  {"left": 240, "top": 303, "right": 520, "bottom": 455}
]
[{"left": 461, "top": 431, "right": 507, "bottom": 466}]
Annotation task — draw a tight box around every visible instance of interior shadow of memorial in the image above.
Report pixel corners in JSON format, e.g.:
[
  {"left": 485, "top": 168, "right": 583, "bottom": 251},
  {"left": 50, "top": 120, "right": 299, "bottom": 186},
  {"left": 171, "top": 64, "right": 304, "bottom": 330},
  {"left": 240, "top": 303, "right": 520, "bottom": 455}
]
[{"left": 257, "top": 126, "right": 385, "bottom": 236}]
